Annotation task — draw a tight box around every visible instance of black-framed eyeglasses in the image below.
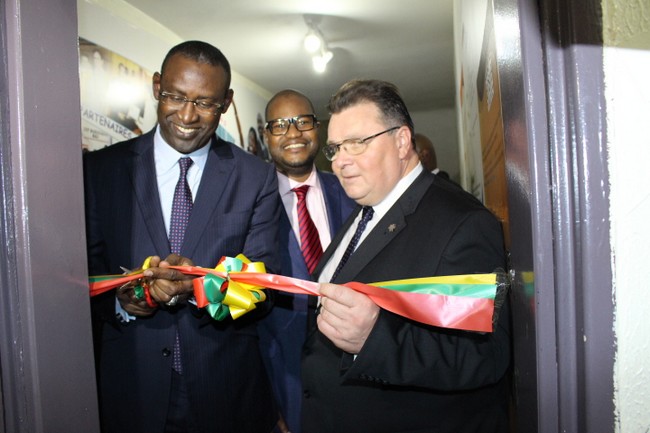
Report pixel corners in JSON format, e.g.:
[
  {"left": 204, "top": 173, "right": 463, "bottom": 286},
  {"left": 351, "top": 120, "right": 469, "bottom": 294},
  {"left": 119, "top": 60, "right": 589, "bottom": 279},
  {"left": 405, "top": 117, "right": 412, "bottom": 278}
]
[
  {"left": 322, "top": 126, "right": 401, "bottom": 161},
  {"left": 158, "top": 91, "right": 225, "bottom": 115},
  {"left": 265, "top": 114, "right": 318, "bottom": 136}
]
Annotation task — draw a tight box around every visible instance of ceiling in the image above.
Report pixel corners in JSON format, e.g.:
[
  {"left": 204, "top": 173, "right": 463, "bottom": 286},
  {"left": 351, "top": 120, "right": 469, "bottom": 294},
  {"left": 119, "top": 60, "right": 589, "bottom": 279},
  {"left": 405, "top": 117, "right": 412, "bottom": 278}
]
[{"left": 122, "top": 0, "right": 456, "bottom": 119}]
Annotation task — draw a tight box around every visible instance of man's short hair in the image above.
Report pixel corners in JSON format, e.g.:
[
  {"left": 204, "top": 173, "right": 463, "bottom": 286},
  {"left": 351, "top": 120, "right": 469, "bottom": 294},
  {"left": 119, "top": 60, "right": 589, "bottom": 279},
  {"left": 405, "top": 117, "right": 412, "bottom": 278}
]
[
  {"left": 160, "top": 40, "right": 231, "bottom": 89},
  {"left": 327, "top": 79, "right": 415, "bottom": 147}
]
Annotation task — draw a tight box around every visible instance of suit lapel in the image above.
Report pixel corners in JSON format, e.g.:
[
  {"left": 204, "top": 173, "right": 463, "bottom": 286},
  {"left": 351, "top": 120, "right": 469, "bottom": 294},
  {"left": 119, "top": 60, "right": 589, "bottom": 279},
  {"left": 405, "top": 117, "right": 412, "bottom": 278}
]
[
  {"left": 130, "top": 132, "right": 171, "bottom": 255},
  {"left": 332, "top": 171, "right": 434, "bottom": 284},
  {"left": 313, "top": 205, "right": 360, "bottom": 278},
  {"left": 320, "top": 172, "right": 342, "bottom": 237},
  {"left": 280, "top": 204, "right": 310, "bottom": 275},
  {"left": 182, "top": 137, "right": 235, "bottom": 258}
]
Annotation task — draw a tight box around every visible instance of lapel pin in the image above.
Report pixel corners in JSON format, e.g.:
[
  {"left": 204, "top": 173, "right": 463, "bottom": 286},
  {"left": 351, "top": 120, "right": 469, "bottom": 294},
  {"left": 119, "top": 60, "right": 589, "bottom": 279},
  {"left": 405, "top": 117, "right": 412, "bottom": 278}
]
[{"left": 388, "top": 223, "right": 397, "bottom": 233}]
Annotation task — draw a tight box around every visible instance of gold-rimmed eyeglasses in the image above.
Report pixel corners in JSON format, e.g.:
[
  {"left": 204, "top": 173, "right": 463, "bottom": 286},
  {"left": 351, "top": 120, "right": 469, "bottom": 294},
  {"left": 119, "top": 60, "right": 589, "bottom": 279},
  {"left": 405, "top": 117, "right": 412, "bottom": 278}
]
[
  {"left": 158, "top": 91, "right": 225, "bottom": 115},
  {"left": 265, "top": 114, "right": 318, "bottom": 136},
  {"left": 322, "top": 126, "right": 400, "bottom": 161}
]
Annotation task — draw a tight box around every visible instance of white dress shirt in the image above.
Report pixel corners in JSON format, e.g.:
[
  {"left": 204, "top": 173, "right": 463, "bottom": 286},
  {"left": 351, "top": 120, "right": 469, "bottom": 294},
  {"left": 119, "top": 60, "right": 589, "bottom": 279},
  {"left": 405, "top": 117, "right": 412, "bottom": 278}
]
[
  {"left": 153, "top": 127, "right": 209, "bottom": 236},
  {"left": 277, "top": 167, "right": 332, "bottom": 251},
  {"left": 318, "top": 164, "right": 423, "bottom": 283}
]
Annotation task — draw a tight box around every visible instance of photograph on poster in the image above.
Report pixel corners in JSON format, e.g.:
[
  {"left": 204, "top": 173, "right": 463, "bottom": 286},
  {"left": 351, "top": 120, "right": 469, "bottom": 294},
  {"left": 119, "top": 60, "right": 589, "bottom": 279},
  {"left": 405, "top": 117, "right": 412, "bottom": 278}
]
[{"left": 78, "top": 38, "right": 156, "bottom": 151}]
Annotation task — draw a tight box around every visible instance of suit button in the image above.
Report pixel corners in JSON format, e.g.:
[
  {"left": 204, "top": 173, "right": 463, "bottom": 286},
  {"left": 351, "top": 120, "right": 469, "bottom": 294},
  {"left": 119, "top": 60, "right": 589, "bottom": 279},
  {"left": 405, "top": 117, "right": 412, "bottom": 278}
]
[
  {"left": 303, "top": 390, "right": 311, "bottom": 399},
  {"left": 162, "top": 348, "right": 171, "bottom": 357}
]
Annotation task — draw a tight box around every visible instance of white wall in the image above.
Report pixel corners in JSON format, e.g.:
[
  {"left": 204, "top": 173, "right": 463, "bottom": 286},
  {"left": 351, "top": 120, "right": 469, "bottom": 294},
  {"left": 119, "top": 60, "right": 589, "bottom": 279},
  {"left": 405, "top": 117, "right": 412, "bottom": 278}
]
[
  {"left": 603, "top": 0, "right": 650, "bottom": 431},
  {"left": 453, "top": 0, "right": 490, "bottom": 196},
  {"left": 411, "top": 108, "right": 460, "bottom": 181}
]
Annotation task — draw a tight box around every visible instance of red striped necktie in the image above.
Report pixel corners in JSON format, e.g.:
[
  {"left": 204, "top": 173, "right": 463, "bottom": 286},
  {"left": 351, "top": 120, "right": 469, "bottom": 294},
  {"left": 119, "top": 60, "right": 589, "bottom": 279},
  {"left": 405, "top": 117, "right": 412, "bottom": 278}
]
[{"left": 292, "top": 185, "right": 323, "bottom": 274}]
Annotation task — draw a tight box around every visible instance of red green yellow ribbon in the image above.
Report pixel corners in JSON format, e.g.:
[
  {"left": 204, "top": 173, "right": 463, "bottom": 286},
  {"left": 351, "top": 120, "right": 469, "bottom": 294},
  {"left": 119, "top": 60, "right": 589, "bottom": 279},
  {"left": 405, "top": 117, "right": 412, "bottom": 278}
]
[
  {"left": 191, "top": 255, "right": 267, "bottom": 320},
  {"left": 88, "top": 255, "right": 506, "bottom": 332}
]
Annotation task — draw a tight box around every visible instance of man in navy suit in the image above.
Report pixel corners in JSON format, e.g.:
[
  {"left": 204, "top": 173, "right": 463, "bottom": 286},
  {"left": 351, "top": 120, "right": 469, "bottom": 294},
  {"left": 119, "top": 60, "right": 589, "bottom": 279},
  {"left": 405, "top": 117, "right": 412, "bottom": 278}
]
[
  {"left": 257, "top": 89, "right": 355, "bottom": 433},
  {"left": 301, "top": 79, "right": 511, "bottom": 432},
  {"left": 84, "top": 41, "right": 280, "bottom": 433}
]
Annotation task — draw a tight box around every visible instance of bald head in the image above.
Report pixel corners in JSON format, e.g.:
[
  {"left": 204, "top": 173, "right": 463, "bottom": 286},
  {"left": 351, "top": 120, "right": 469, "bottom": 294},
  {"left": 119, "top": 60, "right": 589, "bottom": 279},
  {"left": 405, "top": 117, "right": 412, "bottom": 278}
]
[
  {"left": 263, "top": 89, "right": 320, "bottom": 181},
  {"left": 414, "top": 133, "right": 437, "bottom": 172},
  {"left": 265, "top": 89, "right": 316, "bottom": 120}
]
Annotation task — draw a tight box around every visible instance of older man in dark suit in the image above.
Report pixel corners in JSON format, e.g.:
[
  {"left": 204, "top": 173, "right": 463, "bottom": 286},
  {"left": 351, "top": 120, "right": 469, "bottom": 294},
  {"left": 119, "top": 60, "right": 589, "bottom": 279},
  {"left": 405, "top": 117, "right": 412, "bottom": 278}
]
[
  {"left": 301, "top": 79, "right": 511, "bottom": 433},
  {"left": 84, "top": 41, "right": 280, "bottom": 433}
]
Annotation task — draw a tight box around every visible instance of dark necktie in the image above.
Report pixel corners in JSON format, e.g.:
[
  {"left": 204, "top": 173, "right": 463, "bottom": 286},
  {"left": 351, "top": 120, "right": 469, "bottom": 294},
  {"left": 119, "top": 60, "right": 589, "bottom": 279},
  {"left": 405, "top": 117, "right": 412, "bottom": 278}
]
[
  {"left": 169, "top": 157, "right": 193, "bottom": 374},
  {"left": 292, "top": 185, "right": 323, "bottom": 274},
  {"left": 169, "top": 157, "right": 194, "bottom": 255},
  {"left": 330, "top": 206, "right": 374, "bottom": 282}
]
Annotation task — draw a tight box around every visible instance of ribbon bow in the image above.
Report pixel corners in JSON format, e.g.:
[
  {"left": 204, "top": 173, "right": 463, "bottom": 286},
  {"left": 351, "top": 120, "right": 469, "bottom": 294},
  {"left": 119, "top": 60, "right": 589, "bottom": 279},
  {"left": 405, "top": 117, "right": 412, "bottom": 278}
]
[{"left": 193, "top": 255, "right": 267, "bottom": 320}]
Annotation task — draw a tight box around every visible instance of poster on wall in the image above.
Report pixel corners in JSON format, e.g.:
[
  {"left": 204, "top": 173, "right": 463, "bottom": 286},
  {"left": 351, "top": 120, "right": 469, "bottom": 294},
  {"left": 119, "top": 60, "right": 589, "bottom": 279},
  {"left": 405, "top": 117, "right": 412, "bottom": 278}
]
[
  {"left": 476, "top": 0, "right": 510, "bottom": 245},
  {"left": 78, "top": 38, "right": 250, "bottom": 154},
  {"left": 458, "top": 25, "right": 485, "bottom": 200},
  {"left": 78, "top": 38, "right": 156, "bottom": 151}
]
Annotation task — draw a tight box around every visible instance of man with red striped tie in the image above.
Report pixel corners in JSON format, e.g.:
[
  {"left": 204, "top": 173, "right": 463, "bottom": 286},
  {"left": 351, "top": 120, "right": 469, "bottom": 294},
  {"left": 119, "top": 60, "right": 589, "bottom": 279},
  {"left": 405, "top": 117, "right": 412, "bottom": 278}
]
[{"left": 257, "top": 89, "right": 355, "bottom": 433}]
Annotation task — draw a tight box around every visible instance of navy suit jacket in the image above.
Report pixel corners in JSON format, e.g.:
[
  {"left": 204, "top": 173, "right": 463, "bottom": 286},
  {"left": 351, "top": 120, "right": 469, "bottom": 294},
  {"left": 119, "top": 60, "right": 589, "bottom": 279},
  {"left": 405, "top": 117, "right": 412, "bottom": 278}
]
[
  {"left": 84, "top": 129, "right": 281, "bottom": 433},
  {"left": 258, "top": 170, "right": 355, "bottom": 433},
  {"left": 301, "top": 170, "right": 511, "bottom": 433}
]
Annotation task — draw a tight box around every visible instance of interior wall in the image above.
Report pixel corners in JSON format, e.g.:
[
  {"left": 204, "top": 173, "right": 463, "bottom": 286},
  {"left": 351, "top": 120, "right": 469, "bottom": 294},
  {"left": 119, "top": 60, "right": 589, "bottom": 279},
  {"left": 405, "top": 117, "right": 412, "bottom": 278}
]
[
  {"left": 411, "top": 108, "right": 460, "bottom": 181},
  {"left": 602, "top": 1, "right": 650, "bottom": 431},
  {"left": 453, "top": 0, "right": 489, "bottom": 195}
]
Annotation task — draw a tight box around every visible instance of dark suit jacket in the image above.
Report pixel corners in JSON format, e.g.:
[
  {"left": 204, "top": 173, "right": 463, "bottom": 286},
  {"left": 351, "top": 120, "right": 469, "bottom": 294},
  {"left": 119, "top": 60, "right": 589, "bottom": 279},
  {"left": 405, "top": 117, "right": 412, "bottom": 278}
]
[
  {"left": 301, "top": 170, "right": 511, "bottom": 433},
  {"left": 84, "top": 129, "right": 281, "bottom": 433},
  {"left": 258, "top": 170, "right": 355, "bottom": 433}
]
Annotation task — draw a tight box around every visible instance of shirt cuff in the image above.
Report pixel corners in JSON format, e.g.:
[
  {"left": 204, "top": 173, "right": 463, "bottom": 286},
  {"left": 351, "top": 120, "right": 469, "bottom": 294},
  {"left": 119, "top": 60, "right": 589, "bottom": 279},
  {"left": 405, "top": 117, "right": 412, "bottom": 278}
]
[{"left": 115, "top": 296, "right": 136, "bottom": 323}]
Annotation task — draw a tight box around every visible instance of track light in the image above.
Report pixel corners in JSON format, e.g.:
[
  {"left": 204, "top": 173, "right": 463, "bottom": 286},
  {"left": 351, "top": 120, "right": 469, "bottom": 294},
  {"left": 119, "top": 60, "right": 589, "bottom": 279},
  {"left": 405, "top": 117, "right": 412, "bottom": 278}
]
[
  {"left": 312, "top": 50, "right": 333, "bottom": 73},
  {"left": 303, "top": 29, "right": 322, "bottom": 53},
  {"left": 303, "top": 14, "right": 333, "bottom": 73}
]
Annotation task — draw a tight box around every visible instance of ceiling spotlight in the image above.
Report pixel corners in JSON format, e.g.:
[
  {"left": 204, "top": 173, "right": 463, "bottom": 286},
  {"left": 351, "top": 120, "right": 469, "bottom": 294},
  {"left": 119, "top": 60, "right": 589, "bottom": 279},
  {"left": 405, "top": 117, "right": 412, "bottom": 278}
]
[
  {"left": 303, "top": 29, "right": 322, "bottom": 53},
  {"left": 303, "top": 15, "right": 333, "bottom": 73},
  {"left": 312, "top": 50, "right": 333, "bottom": 73}
]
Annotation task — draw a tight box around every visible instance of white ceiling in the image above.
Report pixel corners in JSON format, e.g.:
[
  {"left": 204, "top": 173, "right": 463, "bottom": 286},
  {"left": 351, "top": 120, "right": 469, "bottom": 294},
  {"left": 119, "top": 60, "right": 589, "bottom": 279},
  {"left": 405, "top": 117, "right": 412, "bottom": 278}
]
[{"left": 123, "top": 0, "right": 456, "bottom": 119}]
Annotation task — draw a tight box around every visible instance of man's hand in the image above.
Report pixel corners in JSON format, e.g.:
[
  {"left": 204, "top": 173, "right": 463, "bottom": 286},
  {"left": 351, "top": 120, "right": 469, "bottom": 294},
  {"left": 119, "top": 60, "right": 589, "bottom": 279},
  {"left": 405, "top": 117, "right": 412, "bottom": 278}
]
[
  {"left": 143, "top": 254, "right": 195, "bottom": 306},
  {"left": 317, "top": 283, "right": 380, "bottom": 354},
  {"left": 116, "top": 283, "right": 156, "bottom": 317}
]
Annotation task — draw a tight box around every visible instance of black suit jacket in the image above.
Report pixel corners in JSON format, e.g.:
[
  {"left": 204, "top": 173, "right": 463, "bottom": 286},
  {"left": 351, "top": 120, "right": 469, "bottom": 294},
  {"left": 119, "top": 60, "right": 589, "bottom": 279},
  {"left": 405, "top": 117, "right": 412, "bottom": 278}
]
[
  {"left": 301, "top": 170, "right": 511, "bottom": 433},
  {"left": 84, "top": 129, "right": 281, "bottom": 433}
]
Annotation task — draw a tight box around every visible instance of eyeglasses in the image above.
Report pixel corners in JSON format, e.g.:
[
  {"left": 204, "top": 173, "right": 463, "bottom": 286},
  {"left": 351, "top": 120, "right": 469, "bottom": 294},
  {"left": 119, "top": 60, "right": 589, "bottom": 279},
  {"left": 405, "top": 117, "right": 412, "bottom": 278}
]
[
  {"left": 322, "top": 126, "right": 401, "bottom": 161},
  {"left": 158, "top": 91, "right": 225, "bottom": 115},
  {"left": 265, "top": 114, "right": 318, "bottom": 136}
]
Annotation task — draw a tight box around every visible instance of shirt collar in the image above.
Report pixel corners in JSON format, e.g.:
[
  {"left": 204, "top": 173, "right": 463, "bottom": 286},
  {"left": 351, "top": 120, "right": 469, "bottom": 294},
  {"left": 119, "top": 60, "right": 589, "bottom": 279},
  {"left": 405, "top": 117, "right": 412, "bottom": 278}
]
[
  {"left": 153, "top": 126, "right": 210, "bottom": 173},
  {"left": 372, "top": 163, "right": 423, "bottom": 216},
  {"left": 276, "top": 166, "right": 320, "bottom": 196}
]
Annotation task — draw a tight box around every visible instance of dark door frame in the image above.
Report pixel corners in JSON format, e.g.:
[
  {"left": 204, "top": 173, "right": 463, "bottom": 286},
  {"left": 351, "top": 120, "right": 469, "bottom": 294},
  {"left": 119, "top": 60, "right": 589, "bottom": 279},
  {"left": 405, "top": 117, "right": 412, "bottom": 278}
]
[
  {"left": 506, "top": 0, "right": 615, "bottom": 432},
  {"left": 0, "top": 0, "right": 100, "bottom": 431}
]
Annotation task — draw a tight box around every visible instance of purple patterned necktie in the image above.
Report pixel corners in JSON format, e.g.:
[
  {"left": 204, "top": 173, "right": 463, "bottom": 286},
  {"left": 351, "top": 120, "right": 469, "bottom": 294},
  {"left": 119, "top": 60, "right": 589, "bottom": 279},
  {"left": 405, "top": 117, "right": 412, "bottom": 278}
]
[
  {"left": 330, "top": 206, "right": 374, "bottom": 282},
  {"left": 169, "top": 157, "right": 193, "bottom": 374},
  {"left": 292, "top": 185, "right": 323, "bottom": 274},
  {"left": 169, "top": 157, "right": 194, "bottom": 255}
]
